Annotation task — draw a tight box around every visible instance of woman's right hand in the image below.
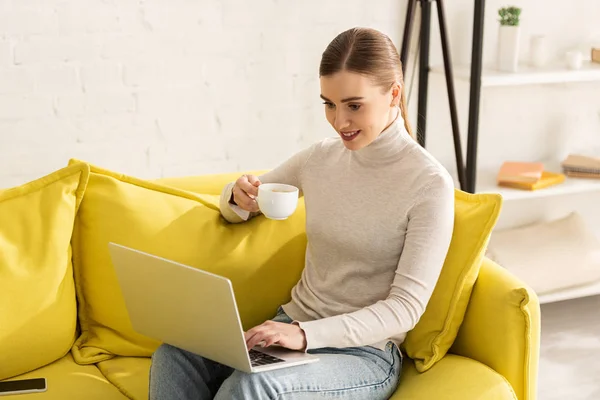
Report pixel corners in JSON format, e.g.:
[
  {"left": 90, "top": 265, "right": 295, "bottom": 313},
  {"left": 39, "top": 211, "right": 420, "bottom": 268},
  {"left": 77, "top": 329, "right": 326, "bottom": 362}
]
[{"left": 231, "top": 174, "right": 262, "bottom": 212}]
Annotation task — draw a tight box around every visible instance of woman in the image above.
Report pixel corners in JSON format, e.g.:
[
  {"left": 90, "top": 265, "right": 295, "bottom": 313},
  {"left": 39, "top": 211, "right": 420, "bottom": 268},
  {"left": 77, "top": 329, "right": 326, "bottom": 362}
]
[{"left": 149, "top": 27, "right": 455, "bottom": 400}]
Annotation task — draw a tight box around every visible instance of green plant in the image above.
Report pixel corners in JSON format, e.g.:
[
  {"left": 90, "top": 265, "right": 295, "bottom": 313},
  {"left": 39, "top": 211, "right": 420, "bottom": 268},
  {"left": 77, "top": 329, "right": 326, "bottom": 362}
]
[{"left": 498, "top": 6, "right": 521, "bottom": 26}]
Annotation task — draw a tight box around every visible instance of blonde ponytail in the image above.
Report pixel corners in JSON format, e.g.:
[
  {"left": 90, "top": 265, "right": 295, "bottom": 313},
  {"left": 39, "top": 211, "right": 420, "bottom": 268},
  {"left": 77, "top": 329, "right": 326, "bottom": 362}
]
[{"left": 399, "top": 87, "right": 415, "bottom": 140}]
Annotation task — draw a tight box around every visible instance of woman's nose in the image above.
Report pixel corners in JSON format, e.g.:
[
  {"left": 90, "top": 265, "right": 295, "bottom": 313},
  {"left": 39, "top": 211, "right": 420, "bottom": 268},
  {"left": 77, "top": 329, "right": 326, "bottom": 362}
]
[{"left": 334, "top": 111, "right": 350, "bottom": 131}]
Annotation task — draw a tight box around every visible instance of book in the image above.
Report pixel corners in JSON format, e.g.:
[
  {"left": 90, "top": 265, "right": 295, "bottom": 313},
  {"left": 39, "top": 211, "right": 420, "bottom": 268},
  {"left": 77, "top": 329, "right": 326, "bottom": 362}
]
[
  {"left": 561, "top": 154, "right": 600, "bottom": 170},
  {"left": 563, "top": 166, "right": 600, "bottom": 175},
  {"left": 498, "top": 171, "right": 566, "bottom": 191},
  {"left": 561, "top": 154, "right": 600, "bottom": 178},
  {"left": 565, "top": 171, "right": 600, "bottom": 179},
  {"left": 497, "top": 161, "right": 545, "bottom": 184},
  {"left": 593, "top": 48, "right": 600, "bottom": 64}
]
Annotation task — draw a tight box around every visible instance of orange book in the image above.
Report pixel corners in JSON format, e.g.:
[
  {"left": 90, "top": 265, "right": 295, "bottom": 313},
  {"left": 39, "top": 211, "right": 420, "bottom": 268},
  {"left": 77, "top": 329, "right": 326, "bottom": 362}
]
[
  {"left": 498, "top": 171, "right": 566, "bottom": 190},
  {"left": 497, "top": 161, "right": 544, "bottom": 184}
]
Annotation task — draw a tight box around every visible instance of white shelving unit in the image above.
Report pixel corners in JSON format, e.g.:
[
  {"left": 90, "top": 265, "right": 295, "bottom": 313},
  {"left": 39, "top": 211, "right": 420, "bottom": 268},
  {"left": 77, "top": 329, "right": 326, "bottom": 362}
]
[
  {"left": 476, "top": 172, "right": 600, "bottom": 201},
  {"left": 434, "top": 60, "right": 600, "bottom": 304},
  {"left": 539, "top": 280, "right": 600, "bottom": 305},
  {"left": 478, "top": 169, "right": 600, "bottom": 304},
  {"left": 431, "top": 60, "right": 600, "bottom": 87}
]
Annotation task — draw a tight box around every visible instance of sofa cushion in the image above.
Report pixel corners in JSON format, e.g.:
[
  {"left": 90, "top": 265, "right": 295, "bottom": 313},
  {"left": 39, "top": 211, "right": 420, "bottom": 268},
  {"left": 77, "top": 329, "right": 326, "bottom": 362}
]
[
  {"left": 97, "top": 357, "right": 151, "bottom": 400},
  {"left": 0, "top": 353, "right": 126, "bottom": 399},
  {"left": 0, "top": 163, "right": 89, "bottom": 380},
  {"left": 403, "top": 190, "right": 502, "bottom": 372},
  {"left": 392, "top": 354, "right": 517, "bottom": 400},
  {"left": 93, "top": 354, "right": 518, "bottom": 400},
  {"left": 69, "top": 160, "right": 307, "bottom": 363},
  {"left": 486, "top": 211, "right": 600, "bottom": 295}
]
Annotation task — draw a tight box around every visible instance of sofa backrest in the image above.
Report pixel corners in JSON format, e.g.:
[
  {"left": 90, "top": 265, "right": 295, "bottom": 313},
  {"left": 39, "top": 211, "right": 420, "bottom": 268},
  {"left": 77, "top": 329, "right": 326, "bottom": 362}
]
[{"left": 69, "top": 162, "right": 307, "bottom": 364}]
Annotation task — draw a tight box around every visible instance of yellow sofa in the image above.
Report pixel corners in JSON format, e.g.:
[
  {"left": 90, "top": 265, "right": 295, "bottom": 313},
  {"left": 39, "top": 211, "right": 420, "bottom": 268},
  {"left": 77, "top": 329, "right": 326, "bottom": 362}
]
[{"left": 0, "top": 167, "right": 540, "bottom": 400}]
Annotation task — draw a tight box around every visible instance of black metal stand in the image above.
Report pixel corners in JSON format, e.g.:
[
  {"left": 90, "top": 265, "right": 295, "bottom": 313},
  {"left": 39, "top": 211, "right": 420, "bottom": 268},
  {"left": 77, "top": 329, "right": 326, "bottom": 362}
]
[
  {"left": 400, "top": 0, "right": 466, "bottom": 191},
  {"left": 465, "top": 0, "right": 486, "bottom": 193}
]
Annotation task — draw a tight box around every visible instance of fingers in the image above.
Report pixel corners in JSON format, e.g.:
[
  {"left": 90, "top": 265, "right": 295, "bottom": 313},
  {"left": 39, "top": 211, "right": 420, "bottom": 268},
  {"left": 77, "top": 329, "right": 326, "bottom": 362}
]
[
  {"left": 232, "top": 175, "right": 260, "bottom": 212},
  {"left": 247, "top": 332, "right": 280, "bottom": 350},
  {"left": 245, "top": 328, "right": 267, "bottom": 350},
  {"left": 247, "top": 175, "right": 262, "bottom": 190},
  {"left": 244, "top": 321, "right": 305, "bottom": 351},
  {"left": 262, "top": 332, "right": 281, "bottom": 348},
  {"left": 240, "top": 175, "right": 260, "bottom": 197},
  {"left": 232, "top": 184, "right": 260, "bottom": 212},
  {"left": 244, "top": 321, "right": 279, "bottom": 350}
]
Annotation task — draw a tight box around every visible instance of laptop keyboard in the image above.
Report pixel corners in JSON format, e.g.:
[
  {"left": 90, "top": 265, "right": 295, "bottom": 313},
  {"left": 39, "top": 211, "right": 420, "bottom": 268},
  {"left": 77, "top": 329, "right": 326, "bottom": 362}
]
[{"left": 249, "top": 349, "right": 286, "bottom": 367}]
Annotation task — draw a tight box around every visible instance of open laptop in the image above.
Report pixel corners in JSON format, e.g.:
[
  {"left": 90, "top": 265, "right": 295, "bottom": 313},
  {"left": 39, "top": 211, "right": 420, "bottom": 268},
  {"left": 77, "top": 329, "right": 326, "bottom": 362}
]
[{"left": 108, "top": 242, "right": 319, "bottom": 373}]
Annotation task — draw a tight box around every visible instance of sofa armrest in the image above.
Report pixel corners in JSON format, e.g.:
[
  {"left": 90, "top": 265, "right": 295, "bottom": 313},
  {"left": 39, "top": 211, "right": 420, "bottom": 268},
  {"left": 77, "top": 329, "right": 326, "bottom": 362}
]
[{"left": 450, "top": 257, "right": 540, "bottom": 400}]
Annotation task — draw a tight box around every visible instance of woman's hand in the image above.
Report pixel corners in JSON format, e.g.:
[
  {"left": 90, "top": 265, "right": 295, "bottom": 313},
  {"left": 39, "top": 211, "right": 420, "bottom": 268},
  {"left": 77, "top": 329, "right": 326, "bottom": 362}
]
[
  {"left": 244, "top": 320, "right": 307, "bottom": 351},
  {"left": 231, "top": 174, "right": 262, "bottom": 212}
]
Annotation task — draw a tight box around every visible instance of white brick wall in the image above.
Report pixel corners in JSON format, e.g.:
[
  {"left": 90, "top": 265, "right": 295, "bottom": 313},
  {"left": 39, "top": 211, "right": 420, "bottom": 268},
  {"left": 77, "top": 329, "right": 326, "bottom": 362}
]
[
  {"left": 0, "top": 0, "right": 599, "bottom": 190},
  {"left": 0, "top": 40, "right": 11, "bottom": 66}
]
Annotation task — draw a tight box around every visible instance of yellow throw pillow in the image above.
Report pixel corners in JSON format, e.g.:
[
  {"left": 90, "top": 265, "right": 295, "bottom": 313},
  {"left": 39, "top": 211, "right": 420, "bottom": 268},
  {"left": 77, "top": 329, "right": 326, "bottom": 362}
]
[
  {"left": 403, "top": 190, "right": 502, "bottom": 372},
  {"left": 69, "top": 160, "right": 307, "bottom": 364},
  {"left": 0, "top": 163, "right": 89, "bottom": 380}
]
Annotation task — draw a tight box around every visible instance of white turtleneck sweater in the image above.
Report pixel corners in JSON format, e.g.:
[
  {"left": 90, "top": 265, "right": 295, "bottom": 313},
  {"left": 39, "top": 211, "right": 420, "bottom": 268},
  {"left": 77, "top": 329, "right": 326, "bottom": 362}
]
[{"left": 219, "top": 116, "right": 455, "bottom": 351}]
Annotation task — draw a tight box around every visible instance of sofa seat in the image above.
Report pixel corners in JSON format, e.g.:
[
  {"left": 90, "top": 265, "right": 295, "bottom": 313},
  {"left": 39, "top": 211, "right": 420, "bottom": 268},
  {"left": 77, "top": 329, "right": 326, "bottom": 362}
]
[
  {"left": 97, "top": 353, "right": 518, "bottom": 400},
  {"left": 27, "top": 353, "right": 515, "bottom": 400},
  {"left": 393, "top": 354, "right": 517, "bottom": 400},
  {"left": 0, "top": 353, "right": 127, "bottom": 399},
  {"left": 96, "top": 356, "right": 152, "bottom": 400}
]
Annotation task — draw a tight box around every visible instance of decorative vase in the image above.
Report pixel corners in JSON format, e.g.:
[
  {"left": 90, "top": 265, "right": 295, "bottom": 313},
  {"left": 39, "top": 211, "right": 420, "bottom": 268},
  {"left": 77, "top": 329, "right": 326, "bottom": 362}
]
[{"left": 497, "top": 25, "right": 520, "bottom": 72}]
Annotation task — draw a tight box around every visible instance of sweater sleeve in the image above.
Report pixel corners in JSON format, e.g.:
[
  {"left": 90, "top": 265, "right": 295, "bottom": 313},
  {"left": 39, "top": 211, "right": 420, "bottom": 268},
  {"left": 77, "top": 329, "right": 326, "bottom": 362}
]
[
  {"left": 296, "top": 173, "right": 456, "bottom": 350},
  {"left": 219, "top": 143, "right": 318, "bottom": 224}
]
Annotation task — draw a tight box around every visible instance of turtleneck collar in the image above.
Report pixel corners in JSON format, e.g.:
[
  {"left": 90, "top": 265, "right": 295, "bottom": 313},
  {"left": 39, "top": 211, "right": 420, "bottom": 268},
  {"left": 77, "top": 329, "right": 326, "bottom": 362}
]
[{"left": 351, "top": 109, "right": 414, "bottom": 165}]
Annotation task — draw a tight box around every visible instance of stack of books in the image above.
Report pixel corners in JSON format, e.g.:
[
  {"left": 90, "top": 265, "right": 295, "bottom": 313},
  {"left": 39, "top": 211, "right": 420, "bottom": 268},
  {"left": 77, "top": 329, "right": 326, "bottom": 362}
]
[
  {"left": 561, "top": 154, "right": 600, "bottom": 179},
  {"left": 497, "top": 161, "right": 566, "bottom": 191}
]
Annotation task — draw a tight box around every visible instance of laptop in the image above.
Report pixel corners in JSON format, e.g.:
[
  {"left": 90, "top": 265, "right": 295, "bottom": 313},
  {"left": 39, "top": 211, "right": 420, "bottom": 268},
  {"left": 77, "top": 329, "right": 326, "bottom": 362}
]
[{"left": 107, "top": 242, "right": 319, "bottom": 373}]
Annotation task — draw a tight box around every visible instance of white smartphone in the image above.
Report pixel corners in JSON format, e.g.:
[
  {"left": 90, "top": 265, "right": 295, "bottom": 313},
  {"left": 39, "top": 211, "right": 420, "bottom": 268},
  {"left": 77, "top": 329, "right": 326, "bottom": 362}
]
[{"left": 0, "top": 378, "right": 47, "bottom": 396}]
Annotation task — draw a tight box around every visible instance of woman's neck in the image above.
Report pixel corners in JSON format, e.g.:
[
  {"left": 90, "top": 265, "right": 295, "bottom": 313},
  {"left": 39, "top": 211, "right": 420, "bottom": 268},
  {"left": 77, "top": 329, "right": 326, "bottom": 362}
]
[
  {"left": 352, "top": 110, "right": 413, "bottom": 165},
  {"left": 383, "top": 106, "right": 401, "bottom": 132}
]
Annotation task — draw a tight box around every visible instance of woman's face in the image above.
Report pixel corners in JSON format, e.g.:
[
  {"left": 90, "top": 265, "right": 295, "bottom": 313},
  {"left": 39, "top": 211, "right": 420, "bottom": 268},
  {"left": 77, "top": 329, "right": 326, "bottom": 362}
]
[{"left": 319, "top": 70, "right": 400, "bottom": 151}]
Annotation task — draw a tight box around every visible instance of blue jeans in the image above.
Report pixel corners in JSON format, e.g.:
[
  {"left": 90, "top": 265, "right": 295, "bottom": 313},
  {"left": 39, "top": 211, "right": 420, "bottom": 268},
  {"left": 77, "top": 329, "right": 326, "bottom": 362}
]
[{"left": 149, "top": 307, "right": 403, "bottom": 399}]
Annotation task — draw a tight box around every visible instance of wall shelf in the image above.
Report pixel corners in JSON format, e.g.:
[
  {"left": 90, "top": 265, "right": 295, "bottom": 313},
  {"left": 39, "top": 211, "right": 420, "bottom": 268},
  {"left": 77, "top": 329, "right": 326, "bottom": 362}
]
[
  {"left": 431, "top": 61, "right": 600, "bottom": 87},
  {"left": 539, "top": 280, "right": 600, "bottom": 305},
  {"left": 475, "top": 173, "right": 600, "bottom": 201}
]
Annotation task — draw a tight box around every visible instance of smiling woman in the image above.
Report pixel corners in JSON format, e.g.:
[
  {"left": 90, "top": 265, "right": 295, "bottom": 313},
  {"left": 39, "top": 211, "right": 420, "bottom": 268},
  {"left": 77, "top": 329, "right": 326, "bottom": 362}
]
[
  {"left": 319, "top": 71, "right": 399, "bottom": 147},
  {"left": 150, "top": 27, "right": 456, "bottom": 400}
]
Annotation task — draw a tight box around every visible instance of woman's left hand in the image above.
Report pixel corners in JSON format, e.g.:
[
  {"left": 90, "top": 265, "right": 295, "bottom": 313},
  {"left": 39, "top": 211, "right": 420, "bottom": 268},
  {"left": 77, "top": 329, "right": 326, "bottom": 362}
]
[{"left": 244, "top": 320, "right": 307, "bottom": 351}]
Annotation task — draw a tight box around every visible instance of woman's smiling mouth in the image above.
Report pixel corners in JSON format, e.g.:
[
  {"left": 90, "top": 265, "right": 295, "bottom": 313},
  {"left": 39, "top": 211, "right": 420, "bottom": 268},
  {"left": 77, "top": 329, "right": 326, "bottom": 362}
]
[{"left": 340, "top": 130, "right": 361, "bottom": 141}]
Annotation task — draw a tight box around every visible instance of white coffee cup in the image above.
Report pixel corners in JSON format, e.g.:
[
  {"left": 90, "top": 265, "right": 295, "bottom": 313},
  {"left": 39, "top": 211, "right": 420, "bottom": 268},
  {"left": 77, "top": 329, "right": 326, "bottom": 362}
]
[{"left": 256, "top": 183, "right": 299, "bottom": 220}]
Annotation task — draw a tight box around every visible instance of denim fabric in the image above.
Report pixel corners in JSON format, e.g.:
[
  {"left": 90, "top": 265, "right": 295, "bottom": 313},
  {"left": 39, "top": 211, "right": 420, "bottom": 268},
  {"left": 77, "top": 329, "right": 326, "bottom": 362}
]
[{"left": 149, "top": 307, "right": 403, "bottom": 399}]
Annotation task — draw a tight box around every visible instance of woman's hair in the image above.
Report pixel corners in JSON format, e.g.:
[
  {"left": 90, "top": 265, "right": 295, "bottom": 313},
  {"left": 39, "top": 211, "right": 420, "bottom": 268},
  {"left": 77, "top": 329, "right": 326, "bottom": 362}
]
[{"left": 319, "top": 27, "right": 414, "bottom": 139}]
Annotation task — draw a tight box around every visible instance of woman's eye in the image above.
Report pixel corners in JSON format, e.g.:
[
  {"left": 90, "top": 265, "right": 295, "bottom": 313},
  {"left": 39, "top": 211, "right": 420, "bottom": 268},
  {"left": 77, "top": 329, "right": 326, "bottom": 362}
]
[
  {"left": 349, "top": 104, "right": 361, "bottom": 111},
  {"left": 323, "top": 102, "right": 335, "bottom": 109}
]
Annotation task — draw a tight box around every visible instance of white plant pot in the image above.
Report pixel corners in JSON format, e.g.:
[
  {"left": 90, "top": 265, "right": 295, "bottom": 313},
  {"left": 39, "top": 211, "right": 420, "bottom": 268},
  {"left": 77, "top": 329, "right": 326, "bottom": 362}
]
[{"left": 497, "top": 25, "right": 521, "bottom": 72}]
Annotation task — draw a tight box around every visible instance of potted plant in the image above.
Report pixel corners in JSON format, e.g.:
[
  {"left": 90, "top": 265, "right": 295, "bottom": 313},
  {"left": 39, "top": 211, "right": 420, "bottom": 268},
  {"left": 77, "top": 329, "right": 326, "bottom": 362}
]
[{"left": 497, "top": 6, "right": 522, "bottom": 72}]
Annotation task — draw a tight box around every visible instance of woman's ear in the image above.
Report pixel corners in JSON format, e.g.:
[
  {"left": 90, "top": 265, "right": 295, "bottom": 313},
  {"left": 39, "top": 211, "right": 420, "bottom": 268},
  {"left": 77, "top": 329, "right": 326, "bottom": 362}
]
[{"left": 390, "top": 82, "right": 402, "bottom": 107}]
